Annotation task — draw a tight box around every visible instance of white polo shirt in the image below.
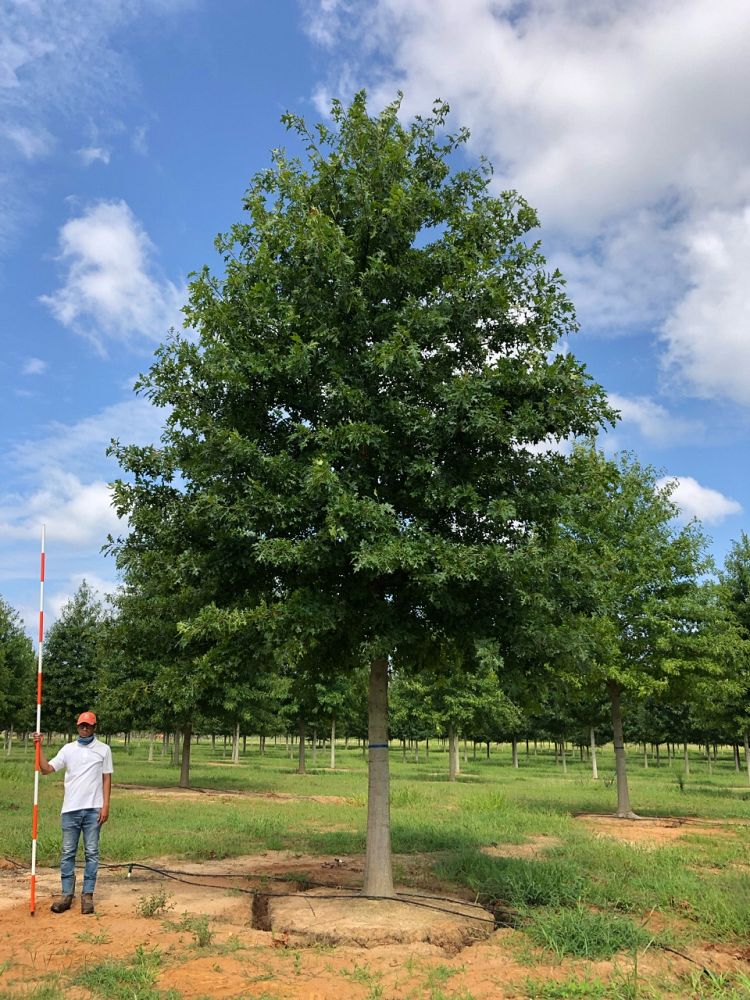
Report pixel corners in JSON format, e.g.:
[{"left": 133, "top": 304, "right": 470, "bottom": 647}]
[{"left": 48, "top": 738, "right": 114, "bottom": 813}]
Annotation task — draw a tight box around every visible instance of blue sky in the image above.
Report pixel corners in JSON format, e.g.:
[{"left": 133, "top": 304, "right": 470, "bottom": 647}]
[{"left": 2, "top": 0, "right": 749, "bottom": 633}]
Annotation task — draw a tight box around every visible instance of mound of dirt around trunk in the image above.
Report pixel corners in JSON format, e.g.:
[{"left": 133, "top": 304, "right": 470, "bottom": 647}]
[{"left": 260, "top": 887, "right": 494, "bottom": 953}]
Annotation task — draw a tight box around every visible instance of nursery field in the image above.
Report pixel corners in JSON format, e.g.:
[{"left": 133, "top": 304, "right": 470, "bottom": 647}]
[{"left": 1, "top": 738, "right": 750, "bottom": 999}]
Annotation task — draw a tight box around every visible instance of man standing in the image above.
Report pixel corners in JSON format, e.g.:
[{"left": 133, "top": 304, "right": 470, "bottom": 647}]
[{"left": 34, "top": 712, "right": 113, "bottom": 914}]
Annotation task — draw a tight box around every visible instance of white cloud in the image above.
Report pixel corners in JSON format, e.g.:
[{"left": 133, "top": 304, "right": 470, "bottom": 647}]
[
  {"left": 657, "top": 475, "right": 742, "bottom": 525},
  {"left": 40, "top": 200, "right": 185, "bottom": 350},
  {"left": 78, "top": 146, "right": 111, "bottom": 166},
  {"left": 131, "top": 125, "right": 149, "bottom": 155},
  {"left": 608, "top": 393, "right": 703, "bottom": 447},
  {"left": 305, "top": 0, "right": 750, "bottom": 402},
  {"left": 22, "top": 358, "right": 47, "bottom": 376},
  {"left": 2, "top": 124, "right": 53, "bottom": 160},
  {"left": 661, "top": 206, "right": 750, "bottom": 405},
  {"left": 0, "top": 471, "right": 121, "bottom": 546},
  {"left": 11, "top": 397, "right": 167, "bottom": 479}
]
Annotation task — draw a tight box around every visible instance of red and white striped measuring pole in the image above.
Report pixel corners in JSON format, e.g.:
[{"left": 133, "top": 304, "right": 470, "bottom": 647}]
[{"left": 30, "top": 525, "right": 45, "bottom": 916}]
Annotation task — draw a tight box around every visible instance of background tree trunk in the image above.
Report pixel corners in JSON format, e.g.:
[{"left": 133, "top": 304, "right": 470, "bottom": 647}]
[
  {"left": 683, "top": 741, "right": 690, "bottom": 775},
  {"left": 179, "top": 721, "right": 192, "bottom": 788},
  {"left": 231, "top": 722, "right": 240, "bottom": 764},
  {"left": 448, "top": 725, "right": 459, "bottom": 782},
  {"left": 511, "top": 738, "right": 519, "bottom": 768},
  {"left": 297, "top": 719, "right": 306, "bottom": 775},
  {"left": 330, "top": 717, "right": 336, "bottom": 770},
  {"left": 608, "top": 680, "right": 637, "bottom": 818},
  {"left": 362, "top": 658, "right": 394, "bottom": 898},
  {"left": 590, "top": 726, "right": 599, "bottom": 780}
]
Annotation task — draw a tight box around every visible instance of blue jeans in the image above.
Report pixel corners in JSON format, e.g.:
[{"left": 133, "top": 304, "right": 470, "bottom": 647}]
[{"left": 60, "top": 809, "right": 101, "bottom": 895}]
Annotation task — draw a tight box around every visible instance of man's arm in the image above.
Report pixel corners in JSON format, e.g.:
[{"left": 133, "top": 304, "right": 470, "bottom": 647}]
[
  {"left": 32, "top": 733, "right": 56, "bottom": 775},
  {"left": 99, "top": 773, "right": 111, "bottom": 824}
]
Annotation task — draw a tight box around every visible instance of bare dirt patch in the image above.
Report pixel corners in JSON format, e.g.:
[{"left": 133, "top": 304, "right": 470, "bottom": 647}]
[
  {"left": 263, "top": 886, "right": 494, "bottom": 951},
  {"left": 116, "top": 781, "right": 351, "bottom": 805},
  {"left": 574, "top": 813, "right": 743, "bottom": 847}
]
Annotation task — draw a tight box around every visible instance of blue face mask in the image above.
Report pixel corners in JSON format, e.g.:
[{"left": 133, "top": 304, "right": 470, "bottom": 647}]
[{"left": 77, "top": 733, "right": 95, "bottom": 746}]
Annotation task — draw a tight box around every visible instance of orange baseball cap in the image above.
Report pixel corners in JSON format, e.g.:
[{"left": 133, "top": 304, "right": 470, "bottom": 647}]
[{"left": 77, "top": 712, "right": 97, "bottom": 726}]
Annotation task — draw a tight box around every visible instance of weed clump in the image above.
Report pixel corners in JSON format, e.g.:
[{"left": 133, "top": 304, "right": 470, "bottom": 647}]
[
  {"left": 136, "top": 890, "right": 175, "bottom": 918},
  {"left": 526, "top": 905, "right": 654, "bottom": 960}
]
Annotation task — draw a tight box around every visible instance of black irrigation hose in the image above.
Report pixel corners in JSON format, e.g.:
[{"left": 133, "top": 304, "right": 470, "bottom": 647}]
[
  {"left": 98, "top": 861, "right": 498, "bottom": 926},
  {"left": 103, "top": 861, "right": 491, "bottom": 910}
]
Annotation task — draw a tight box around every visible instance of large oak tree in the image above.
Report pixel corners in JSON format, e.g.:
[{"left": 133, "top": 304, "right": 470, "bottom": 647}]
[{"left": 112, "top": 94, "right": 611, "bottom": 896}]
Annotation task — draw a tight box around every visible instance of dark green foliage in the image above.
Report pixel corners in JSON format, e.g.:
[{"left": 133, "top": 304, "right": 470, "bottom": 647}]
[
  {"left": 110, "top": 91, "right": 611, "bottom": 683},
  {"left": 0, "top": 595, "right": 35, "bottom": 732},
  {"left": 42, "top": 581, "right": 105, "bottom": 733}
]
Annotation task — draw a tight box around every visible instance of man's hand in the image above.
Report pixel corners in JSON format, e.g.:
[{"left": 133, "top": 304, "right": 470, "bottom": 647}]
[
  {"left": 32, "top": 735, "right": 54, "bottom": 774},
  {"left": 98, "top": 808, "right": 109, "bottom": 825}
]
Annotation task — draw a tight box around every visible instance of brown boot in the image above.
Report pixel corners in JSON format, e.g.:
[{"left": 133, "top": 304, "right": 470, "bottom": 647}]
[
  {"left": 50, "top": 894, "right": 74, "bottom": 913},
  {"left": 81, "top": 893, "right": 95, "bottom": 915}
]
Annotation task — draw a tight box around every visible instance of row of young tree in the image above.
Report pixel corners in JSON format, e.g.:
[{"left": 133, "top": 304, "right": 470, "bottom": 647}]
[
  {"left": 5, "top": 95, "right": 750, "bottom": 897},
  {"left": 4, "top": 522, "right": 750, "bottom": 788}
]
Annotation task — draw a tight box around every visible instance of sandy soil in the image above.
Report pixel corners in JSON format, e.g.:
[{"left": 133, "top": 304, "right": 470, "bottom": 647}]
[
  {"left": 1, "top": 844, "right": 748, "bottom": 999},
  {"left": 574, "top": 813, "right": 748, "bottom": 846}
]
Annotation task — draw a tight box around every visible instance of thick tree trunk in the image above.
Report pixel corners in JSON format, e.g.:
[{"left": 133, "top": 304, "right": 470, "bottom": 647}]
[
  {"left": 362, "top": 658, "right": 394, "bottom": 898},
  {"left": 511, "top": 738, "right": 519, "bottom": 768},
  {"left": 590, "top": 726, "right": 599, "bottom": 780},
  {"left": 425, "top": 737, "right": 429, "bottom": 761},
  {"left": 297, "top": 719, "right": 306, "bottom": 775},
  {"left": 179, "top": 721, "right": 192, "bottom": 789},
  {"left": 486, "top": 740, "right": 491, "bottom": 759},
  {"left": 608, "top": 680, "right": 638, "bottom": 818},
  {"left": 330, "top": 717, "right": 336, "bottom": 770},
  {"left": 448, "top": 725, "right": 459, "bottom": 782}
]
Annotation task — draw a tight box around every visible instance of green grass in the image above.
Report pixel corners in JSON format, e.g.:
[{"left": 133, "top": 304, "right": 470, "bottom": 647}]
[
  {"left": 525, "top": 905, "right": 655, "bottom": 960},
  {"left": 73, "top": 946, "right": 180, "bottom": 1000}
]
